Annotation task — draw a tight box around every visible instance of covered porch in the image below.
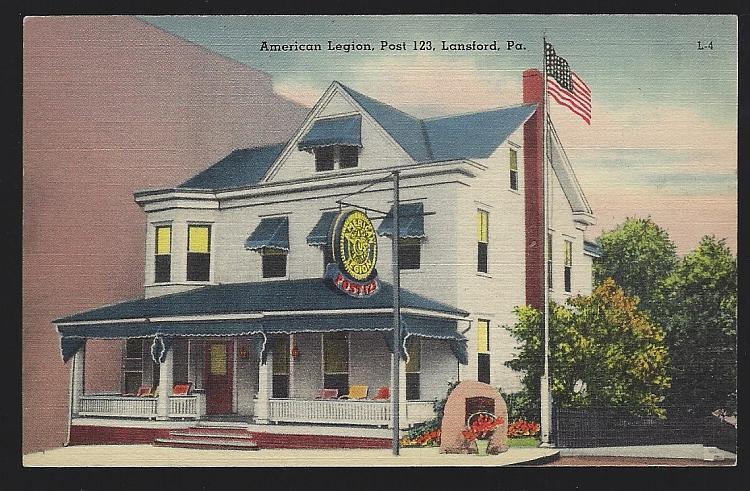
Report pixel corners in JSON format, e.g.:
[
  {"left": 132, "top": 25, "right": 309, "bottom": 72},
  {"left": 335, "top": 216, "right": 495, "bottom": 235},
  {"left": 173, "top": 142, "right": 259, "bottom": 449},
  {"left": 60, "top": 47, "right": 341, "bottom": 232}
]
[{"left": 55, "top": 280, "right": 469, "bottom": 430}]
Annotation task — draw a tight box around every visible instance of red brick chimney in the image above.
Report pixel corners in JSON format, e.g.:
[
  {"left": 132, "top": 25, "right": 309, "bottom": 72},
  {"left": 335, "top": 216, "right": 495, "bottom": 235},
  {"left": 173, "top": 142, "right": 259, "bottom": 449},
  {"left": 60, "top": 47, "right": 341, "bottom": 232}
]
[{"left": 523, "top": 69, "right": 545, "bottom": 310}]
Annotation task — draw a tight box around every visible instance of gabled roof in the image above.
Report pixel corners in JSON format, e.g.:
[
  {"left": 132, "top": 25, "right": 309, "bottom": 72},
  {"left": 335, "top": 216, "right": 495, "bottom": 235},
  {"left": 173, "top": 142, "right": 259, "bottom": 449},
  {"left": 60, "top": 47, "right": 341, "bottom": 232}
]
[
  {"left": 338, "top": 83, "right": 536, "bottom": 163},
  {"left": 177, "top": 143, "right": 286, "bottom": 190}
]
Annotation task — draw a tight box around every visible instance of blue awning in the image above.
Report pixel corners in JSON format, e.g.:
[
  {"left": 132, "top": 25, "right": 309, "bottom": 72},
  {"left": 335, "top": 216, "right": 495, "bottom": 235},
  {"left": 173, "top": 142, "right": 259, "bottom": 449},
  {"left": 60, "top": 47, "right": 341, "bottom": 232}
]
[
  {"left": 382, "top": 315, "right": 468, "bottom": 365},
  {"left": 245, "top": 217, "right": 289, "bottom": 251},
  {"left": 377, "top": 202, "right": 426, "bottom": 239},
  {"left": 306, "top": 211, "right": 340, "bottom": 246},
  {"left": 297, "top": 115, "right": 362, "bottom": 150}
]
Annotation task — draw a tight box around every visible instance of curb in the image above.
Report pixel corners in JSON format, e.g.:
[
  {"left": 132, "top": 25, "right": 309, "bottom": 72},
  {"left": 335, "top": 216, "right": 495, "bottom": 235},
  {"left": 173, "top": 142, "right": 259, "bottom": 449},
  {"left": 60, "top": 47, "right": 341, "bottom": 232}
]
[{"left": 508, "top": 450, "right": 561, "bottom": 466}]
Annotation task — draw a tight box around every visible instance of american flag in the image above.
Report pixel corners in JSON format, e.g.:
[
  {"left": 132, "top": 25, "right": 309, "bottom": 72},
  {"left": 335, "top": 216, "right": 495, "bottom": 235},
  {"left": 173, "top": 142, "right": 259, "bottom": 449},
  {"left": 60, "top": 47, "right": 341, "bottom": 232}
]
[{"left": 545, "top": 42, "right": 591, "bottom": 124}]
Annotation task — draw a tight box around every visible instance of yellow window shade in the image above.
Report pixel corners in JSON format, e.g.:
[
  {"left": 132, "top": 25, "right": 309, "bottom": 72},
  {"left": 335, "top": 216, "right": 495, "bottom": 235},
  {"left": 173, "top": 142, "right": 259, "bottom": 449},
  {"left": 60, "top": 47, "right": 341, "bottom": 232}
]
[
  {"left": 188, "top": 225, "right": 210, "bottom": 253},
  {"left": 477, "top": 210, "right": 488, "bottom": 242},
  {"left": 510, "top": 149, "right": 518, "bottom": 170},
  {"left": 564, "top": 240, "right": 572, "bottom": 266},
  {"left": 405, "top": 336, "right": 421, "bottom": 373},
  {"left": 477, "top": 319, "right": 490, "bottom": 352},
  {"left": 155, "top": 226, "right": 171, "bottom": 255},
  {"left": 209, "top": 344, "right": 227, "bottom": 375}
]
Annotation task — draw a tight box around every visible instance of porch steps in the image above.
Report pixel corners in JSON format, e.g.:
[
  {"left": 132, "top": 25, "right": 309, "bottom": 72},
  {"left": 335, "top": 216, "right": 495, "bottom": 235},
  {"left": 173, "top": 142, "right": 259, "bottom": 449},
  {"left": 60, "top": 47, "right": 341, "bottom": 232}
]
[{"left": 153, "top": 426, "right": 260, "bottom": 451}]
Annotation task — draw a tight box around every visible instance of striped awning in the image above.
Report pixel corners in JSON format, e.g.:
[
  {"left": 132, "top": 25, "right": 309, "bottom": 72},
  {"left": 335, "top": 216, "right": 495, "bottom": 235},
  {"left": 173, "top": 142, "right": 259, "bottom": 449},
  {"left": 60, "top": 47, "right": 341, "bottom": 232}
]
[
  {"left": 298, "top": 115, "right": 362, "bottom": 150},
  {"left": 377, "top": 202, "right": 426, "bottom": 239},
  {"left": 245, "top": 217, "right": 289, "bottom": 251},
  {"left": 306, "top": 211, "right": 339, "bottom": 246}
]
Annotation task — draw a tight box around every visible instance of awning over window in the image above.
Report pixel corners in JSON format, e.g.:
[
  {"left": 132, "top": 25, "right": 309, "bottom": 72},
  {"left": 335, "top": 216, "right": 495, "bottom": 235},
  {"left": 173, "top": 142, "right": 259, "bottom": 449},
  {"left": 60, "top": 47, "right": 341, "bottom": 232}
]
[
  {"left": 306, "top": 211, "right": 340, "bottom": 246},
  {"left": 297, "top": 114, "right": 362, "bottom": 151},
  {"left": 383, "top": 315, "right": 469, "bottom": 365},
  {"left": 377, "top": 202, "right": 426, "bottom": 239},
  {"left": 245, "top": 217, "right": 289, "bottom": 251}
]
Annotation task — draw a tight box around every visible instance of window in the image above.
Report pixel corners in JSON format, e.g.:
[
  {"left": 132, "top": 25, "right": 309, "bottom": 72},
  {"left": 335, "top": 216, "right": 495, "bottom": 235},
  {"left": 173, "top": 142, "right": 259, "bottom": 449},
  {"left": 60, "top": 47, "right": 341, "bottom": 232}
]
[
  {"left": 187, "top": 224, "right": 211, "bottom": 281},
  {"left": 547, "top": 233, "right": 553, "bottom": 289},
  {"left": 314, "top": 145, "right": 359, "bottom": 171},
  {"left": 405, "top": 336, "right": 421, "bottom": 400},
  {"left": 564, "top": 240, "right": 573, "bottom": 293},
  {"left": 399, "top": 238, "right": 421, "bottom": 270},
  {"left": 338, "top": 146, "right": 359, "bottom": 169},
  {"left": 323, "top": 332, "right": 349, "bottom": 397},
  {"left": 154, "top": 225, "right": 172, "bottom": 283},
  {"left": 477, "top": 319, "right": 490, "bottom": 384},
  {"left": 314, "top": 147, "right": 335, "bottom": 171},
  {"left": 477, "top": 210, "right": 489, "bottom": 273},
  {"left": 509, "top": 148, "right": 519, "bottom": 191},
  {"left": 262, "top": 248, "right": 287, "bottom": 278},
  {"left": 123, "top": 339, "right": 143, "bottom": 395},
  {"left": 272, "top": 335, "right": 290, "bottom": 398}
]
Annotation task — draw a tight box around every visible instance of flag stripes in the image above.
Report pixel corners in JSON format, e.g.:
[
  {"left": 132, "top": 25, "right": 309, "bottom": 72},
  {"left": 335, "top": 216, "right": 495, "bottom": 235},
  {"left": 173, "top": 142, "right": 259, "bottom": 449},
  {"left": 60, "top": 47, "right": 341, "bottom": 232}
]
[{"left": 545, "top": 42, "right": 592, "bottom": 124}]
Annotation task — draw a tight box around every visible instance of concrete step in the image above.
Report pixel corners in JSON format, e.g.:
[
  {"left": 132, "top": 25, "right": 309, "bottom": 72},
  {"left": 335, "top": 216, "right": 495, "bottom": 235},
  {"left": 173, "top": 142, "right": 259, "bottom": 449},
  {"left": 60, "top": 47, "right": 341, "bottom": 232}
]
[
  {"left": 180, "top": 426, "right": 254, "bottom": 437},
  {"left": 169, "top": 431, "right": 256, "bottom": 442},
  {"left": 153, "top": 437, "right": 260, "bottom": 451}
]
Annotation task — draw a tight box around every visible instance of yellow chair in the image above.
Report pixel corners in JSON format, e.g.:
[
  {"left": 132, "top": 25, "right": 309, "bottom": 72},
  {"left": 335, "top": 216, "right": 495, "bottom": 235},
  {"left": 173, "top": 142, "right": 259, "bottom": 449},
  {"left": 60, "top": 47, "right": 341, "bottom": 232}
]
[{"left": 339, "top": 385, "right": 369, "bottom": 400}]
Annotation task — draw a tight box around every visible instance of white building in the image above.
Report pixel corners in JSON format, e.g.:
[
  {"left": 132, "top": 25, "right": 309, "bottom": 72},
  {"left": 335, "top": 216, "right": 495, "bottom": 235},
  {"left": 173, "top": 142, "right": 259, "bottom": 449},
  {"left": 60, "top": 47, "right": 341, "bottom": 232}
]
[{"left": 54, "top": 72, "right": 600, "bottom": 447}]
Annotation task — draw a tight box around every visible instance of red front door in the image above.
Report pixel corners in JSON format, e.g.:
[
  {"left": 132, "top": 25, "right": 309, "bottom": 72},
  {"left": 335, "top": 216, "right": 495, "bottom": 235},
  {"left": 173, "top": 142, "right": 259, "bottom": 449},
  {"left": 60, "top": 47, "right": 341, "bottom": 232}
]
[{"left": 205, "top": 341, "right": 234, "bottom": 414}]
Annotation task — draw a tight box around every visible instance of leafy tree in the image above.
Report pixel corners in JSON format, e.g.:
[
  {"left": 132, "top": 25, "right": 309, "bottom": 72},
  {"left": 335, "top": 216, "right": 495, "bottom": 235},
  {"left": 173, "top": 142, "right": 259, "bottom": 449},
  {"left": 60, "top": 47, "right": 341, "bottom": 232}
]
[
  {"left": 505, "top": 279, "right": 670, "bottom": 418},
  {"left": 653, "top": 236, "right": 737, "bottom": 416},
  {"left": 593, "top": 217, "right": 678, "bottom": 313}
]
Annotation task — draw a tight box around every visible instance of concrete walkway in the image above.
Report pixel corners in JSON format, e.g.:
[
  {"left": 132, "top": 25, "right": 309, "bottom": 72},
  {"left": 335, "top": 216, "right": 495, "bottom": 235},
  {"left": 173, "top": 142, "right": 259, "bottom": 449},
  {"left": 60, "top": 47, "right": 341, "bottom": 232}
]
[
  {"left": 23, "top": 445, "right": 558, "bottom": 467},
  {"left": 558, "top": 444, "right": 736, "bottom": 461}
]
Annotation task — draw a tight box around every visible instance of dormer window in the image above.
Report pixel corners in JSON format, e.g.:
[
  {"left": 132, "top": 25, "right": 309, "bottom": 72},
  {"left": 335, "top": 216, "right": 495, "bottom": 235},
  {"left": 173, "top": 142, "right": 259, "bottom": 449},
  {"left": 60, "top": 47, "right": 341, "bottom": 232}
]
[{"left": 298, "top": 114, "right": 362, "bottom": 172}]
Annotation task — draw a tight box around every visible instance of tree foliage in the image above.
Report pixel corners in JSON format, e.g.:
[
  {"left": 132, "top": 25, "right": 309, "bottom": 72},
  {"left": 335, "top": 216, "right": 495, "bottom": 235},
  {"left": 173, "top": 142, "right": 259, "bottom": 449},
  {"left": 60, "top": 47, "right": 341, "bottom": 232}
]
[
  {"left": 653, "top": 236, "right": 737, "bottom": 416},
  {"left": 505, "top": 279, "right": 670, "bottom": 418},
  {"left": 593, "top": 217, "right": 678, "bottom": 313}
]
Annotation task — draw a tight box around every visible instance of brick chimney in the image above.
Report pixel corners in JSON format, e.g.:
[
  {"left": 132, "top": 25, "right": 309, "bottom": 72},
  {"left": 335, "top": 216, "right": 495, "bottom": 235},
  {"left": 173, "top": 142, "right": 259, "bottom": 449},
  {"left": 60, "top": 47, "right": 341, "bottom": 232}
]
[{"left": 523, "top": 69, "right": 545, "bottom": 310}]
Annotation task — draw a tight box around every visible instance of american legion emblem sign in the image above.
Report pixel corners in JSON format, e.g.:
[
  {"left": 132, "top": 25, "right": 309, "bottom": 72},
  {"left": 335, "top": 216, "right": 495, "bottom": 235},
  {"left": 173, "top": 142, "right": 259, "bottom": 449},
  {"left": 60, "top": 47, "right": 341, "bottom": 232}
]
[{"left": 326, "top": 209, "right": 379, "bottom": 297}]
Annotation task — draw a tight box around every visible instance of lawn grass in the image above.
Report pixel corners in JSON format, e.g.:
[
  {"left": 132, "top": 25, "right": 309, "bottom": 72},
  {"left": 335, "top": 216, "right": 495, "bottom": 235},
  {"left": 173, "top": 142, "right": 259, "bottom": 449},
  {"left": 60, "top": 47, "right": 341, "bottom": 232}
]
[{"left": 507, "top": 437, "right": 540, "bottom": 447}]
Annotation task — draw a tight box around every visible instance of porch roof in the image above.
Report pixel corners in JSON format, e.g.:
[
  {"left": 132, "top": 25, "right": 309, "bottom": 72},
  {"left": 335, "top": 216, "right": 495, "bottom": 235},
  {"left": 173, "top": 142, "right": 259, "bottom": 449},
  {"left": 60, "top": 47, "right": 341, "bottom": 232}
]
[{"left": 54, "top": 279, "right": 469, "bottom": 362}]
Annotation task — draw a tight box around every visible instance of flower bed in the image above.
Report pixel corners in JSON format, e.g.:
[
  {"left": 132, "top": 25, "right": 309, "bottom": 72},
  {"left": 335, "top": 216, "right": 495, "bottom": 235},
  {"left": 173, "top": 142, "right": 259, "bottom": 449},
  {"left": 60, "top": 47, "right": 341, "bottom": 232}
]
[
  {"left": 400, "top": 418, "right": 541, "bottom": 448},
  {"left": 507, "top": 419, "right": 540, "bottom": 438}
]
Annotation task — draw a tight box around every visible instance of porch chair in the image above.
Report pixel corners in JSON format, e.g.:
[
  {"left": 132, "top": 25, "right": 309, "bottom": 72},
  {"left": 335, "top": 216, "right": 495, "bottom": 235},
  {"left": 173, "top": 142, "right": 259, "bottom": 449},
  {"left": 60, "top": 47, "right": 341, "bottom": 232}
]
[
  {"left": 172, "top": 382, "right": 192, "bottom": 396},
  {"left": 315, "top": 388, "right": 339, "bottom": 399},
  {"left": 136, "top": 385, "right": 153, "bottom": 397},
  {"left": 371, "top": 386, "right": 390, "bottom": 401},
  {"left": 339, "top": 385, "right": 368, "bottom": 400}
]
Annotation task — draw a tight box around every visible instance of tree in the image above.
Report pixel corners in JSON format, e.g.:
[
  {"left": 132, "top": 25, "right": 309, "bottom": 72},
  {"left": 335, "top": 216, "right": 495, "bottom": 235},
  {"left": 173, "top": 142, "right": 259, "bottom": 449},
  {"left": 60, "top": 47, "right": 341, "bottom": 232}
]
[
  {"left": 505, "top": 279, "right": 670, "bottom": 418},
  {"left": 653, "top": 236, "right": 736, "bottom": 416},
  {"left": 593, "top": 217, "right": 678, "bottom": 314}
]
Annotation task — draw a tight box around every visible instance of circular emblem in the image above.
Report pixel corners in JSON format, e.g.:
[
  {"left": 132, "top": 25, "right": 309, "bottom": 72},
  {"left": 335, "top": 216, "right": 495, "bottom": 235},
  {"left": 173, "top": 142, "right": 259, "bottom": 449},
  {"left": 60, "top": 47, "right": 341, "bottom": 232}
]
[{"left": 332, "top": 210, "right": 378, "bottom": 282}]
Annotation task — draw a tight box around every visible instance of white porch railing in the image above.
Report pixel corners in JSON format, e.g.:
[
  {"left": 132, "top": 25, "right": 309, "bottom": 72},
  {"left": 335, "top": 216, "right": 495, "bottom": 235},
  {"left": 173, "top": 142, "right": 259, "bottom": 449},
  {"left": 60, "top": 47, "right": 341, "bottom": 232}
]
[
  {"left": 78, "top": 394, "right": 205, "bottom": 419},
  {"left": 268, "top": 398, "right": 435, "bottom": 426}
]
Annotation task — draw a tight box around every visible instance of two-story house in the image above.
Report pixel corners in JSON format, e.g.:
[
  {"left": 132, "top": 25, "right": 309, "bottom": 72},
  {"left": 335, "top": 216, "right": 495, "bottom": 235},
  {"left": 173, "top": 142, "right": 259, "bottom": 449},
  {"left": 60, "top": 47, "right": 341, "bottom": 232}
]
[{"left": 54, "top": 69, "right": 601, "bottom": 448}]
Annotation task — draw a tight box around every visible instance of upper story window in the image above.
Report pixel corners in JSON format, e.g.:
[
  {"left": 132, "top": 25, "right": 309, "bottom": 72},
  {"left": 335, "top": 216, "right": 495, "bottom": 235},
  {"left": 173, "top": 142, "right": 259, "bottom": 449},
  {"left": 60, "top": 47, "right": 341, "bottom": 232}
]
[
  {"left": 564, "top": 239, "right": 573, "bottom": 293},
  {"left": 314, "top": 145, "right": 359, "bottom": 171},
  {"left": 154, "top": 225, "right": 172, "bottom": 283},
  {"left": 262, "top": 248, "right": 288, "bottom": 278},
  {"left": 477, "top": 210, "right": 489, "bottom": 273},
  {"left": 187, "top": 224, "right": 211, "bottom": 282},
  {"left": 509, "top": 148, "right": 519, "bottom": 191},
  {"left": 399, "top": 238, "right": 421, "bottom": 270}
]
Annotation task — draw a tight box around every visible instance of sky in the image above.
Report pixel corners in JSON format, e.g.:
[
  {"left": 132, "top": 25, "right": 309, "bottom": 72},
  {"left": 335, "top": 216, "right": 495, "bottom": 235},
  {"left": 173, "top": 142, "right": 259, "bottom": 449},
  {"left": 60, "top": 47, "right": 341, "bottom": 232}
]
[{"left": 142, "top": 15, "right": 737, "bottom": 254}]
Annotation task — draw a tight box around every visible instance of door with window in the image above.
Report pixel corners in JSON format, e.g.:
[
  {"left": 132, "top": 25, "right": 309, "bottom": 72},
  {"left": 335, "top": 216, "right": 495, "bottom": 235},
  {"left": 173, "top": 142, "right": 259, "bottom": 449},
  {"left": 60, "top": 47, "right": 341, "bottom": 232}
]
[{"left": 205, "top": 341, "right": 234, "bottom": 414}]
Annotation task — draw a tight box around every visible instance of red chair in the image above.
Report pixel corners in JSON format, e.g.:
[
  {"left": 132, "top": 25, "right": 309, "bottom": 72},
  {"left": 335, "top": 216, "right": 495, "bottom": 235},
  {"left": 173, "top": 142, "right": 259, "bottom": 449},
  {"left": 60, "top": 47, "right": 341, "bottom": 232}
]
[
  {"left": 136, "top": 385, "right": 153, "bottom": 397},
  {"left": 172, "top": 382, "right": 192, "bottom": 396},
  {"left": 372, "top": 386, "right": 390, "bottom": 400},
  {"left": 315, "top": 388, "right": 339, "bottom": 399}
]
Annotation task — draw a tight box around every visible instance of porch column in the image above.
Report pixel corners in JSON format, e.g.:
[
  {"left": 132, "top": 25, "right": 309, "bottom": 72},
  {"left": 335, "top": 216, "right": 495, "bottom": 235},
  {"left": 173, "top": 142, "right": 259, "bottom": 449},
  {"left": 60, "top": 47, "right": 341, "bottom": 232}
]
[
  {"left": 398, "top": 357, "right": 408, "bottom": 429},
  {"left": 70, "top": 343, "right": 86, "bottom": 417},
  {"left": 255, "top": 350, "right": 272, "bottom": 424},
  {"left": 156, "top": 346, "right": 174, "bottom": 420}
]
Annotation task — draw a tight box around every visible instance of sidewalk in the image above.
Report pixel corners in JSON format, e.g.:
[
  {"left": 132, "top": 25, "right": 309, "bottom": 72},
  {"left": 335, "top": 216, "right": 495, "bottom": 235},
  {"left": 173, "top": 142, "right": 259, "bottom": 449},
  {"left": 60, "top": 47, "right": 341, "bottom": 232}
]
[
  {"left": 23, "top": 445, "right": 559, "bottom": 467},
  {"left": 558, "top": 444, "right": 736, "bottom": 461}
]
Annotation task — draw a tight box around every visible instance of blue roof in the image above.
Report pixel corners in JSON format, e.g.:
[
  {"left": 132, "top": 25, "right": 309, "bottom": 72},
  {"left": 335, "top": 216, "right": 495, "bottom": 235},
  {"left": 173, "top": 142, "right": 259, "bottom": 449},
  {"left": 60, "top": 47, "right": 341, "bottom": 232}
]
[
  {"left": 423, "top": 104, "right": 537, "bottom": 161},
  {"left": 178, "top": 143, "right": 286, "bottom": 190},
  {"left": 298, "top": 114, "right": 362, "bottom": 150},
  {"left": 245, "top": 217, "right": 290, "bottom": 251},
  {"left": 339, "top": 82, "right": 536, "bottom": 163},
  {"left": 54, "top": 278, "right": 468, "bottom": 324}
]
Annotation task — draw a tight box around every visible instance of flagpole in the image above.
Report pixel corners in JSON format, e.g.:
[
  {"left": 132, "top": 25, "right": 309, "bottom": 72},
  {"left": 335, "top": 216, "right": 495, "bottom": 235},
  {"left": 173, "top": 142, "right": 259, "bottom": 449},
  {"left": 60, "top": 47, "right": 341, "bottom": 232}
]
[
  {"left": 391, "top": 170, "right": 401, "bottom": 456},
  {"left": 540, "top": 34, "right": 553, "bottom": 447}
]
